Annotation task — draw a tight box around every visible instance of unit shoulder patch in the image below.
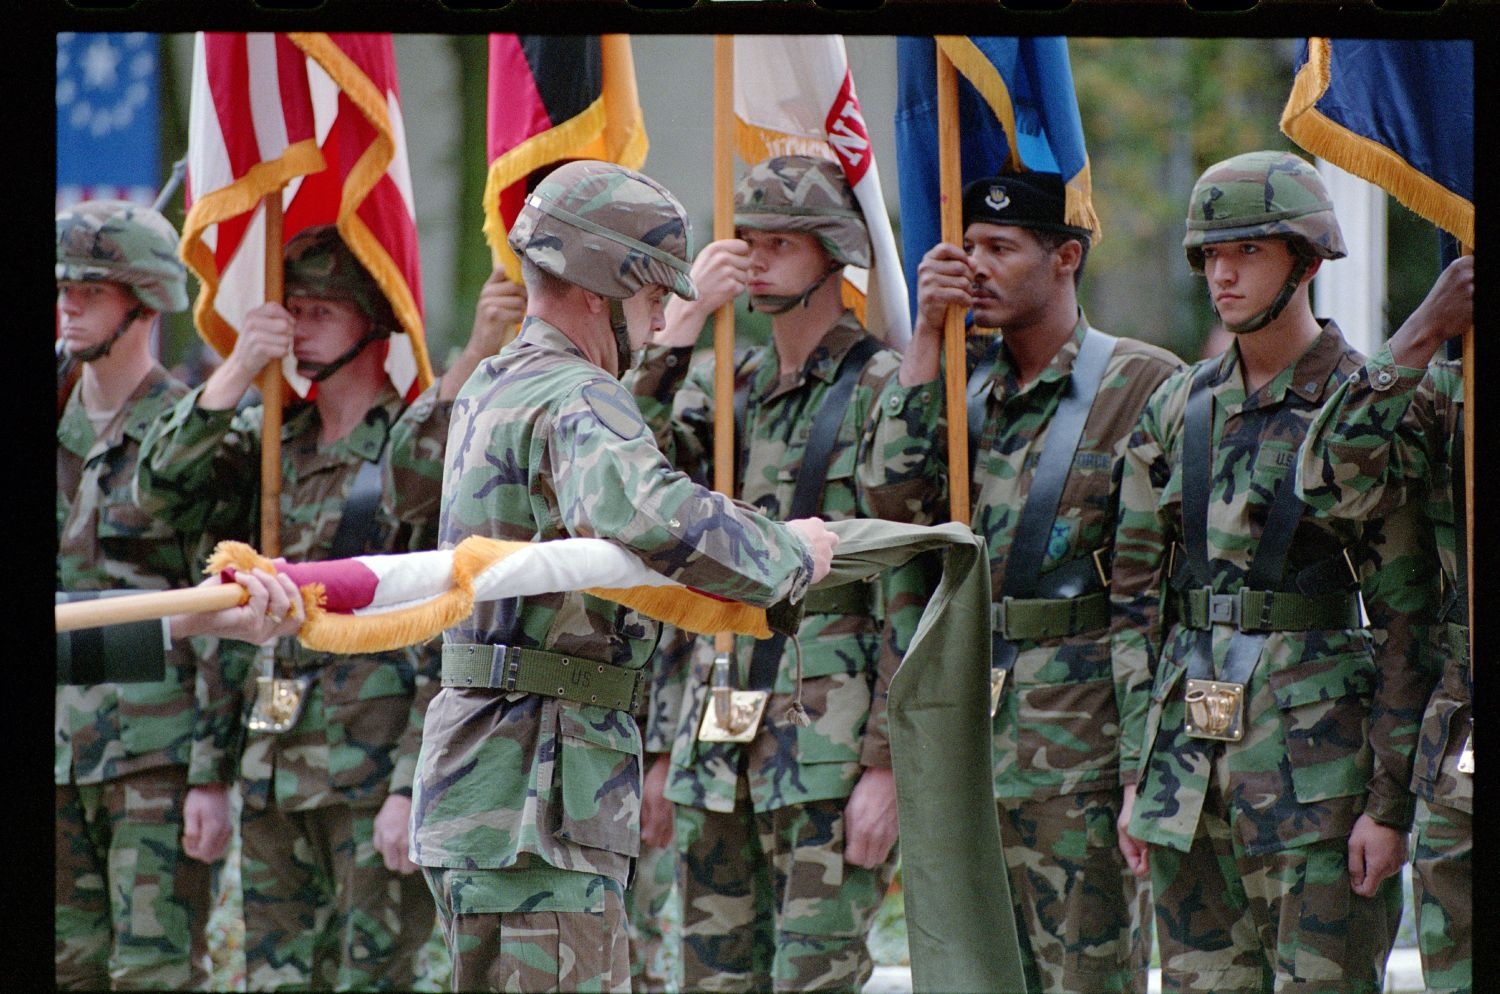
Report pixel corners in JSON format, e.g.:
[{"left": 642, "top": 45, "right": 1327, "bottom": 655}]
[{"left": 582, "top": 381, "right": 647, "bottom": 441}]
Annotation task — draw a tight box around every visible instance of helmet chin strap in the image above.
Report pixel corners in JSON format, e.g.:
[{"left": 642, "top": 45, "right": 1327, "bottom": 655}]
[
  {"left": 1217, "top": 252, "right": 1313, "bottom": 336},
  {"left": 299, "top": 329, "right": 384, "bottom": 383},
  {"left": 747, "top": 262, "right": 841, "bottom": 316},
  {"left": 74, "top": 305, "right": 145, "bottom": 363},
  {"left": 608, "top": 298, "right": 635, "bottom": 378}
]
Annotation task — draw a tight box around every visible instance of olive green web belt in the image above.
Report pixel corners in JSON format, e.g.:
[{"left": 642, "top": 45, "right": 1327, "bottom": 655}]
[
  {"left": 440, "top": 643, "right": 645, "bottom": 712},
  {"left": 990, "top": 590, "right": 1110, "bottom": 641},
  {"left": 1176, "top": 587, "right": 1360, "bottom": 633}
]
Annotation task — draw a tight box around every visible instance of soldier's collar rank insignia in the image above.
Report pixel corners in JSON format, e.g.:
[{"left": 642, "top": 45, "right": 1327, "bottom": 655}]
[{"left": 984, "top": 185, "right": 1011, "bottom": 212}]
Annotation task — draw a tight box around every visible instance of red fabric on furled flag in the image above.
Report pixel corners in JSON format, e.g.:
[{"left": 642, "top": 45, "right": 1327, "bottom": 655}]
[
  {"left": 483, "top": 34, "right": 648, "bottom": 281},
  {"left": 182, "top": 31, "right": 433, "bottom": 403}
]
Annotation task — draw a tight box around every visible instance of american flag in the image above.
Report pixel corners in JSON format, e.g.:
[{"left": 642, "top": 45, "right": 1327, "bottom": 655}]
[{"left": 182, "top": 32, "right": 433, "bottom": 403}]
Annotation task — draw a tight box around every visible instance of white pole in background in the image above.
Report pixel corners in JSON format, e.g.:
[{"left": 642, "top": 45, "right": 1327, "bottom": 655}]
[{"left": 1313, "top": 159, "right": 1388, "bottom": 355}]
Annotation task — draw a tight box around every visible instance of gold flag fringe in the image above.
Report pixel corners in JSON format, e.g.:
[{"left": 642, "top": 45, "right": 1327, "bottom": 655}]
[
  {"left": 1280, "top": 38, "right": 1474, "bottom": 248},
  {"left": 205, "top": 537, "right": 772, "bottom": 655}
]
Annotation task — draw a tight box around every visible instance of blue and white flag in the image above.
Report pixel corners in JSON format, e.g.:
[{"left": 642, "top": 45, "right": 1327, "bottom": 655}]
[
  {"left": 56, "top": 32, "right": 161, "bottom": 210},
  {"left": 895, "top": 36, "right": 1098, "bottom": 322}
]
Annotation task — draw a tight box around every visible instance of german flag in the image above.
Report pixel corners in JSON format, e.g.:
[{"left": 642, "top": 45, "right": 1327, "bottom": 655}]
[{"left": 483, "top": 35, "right": 648, "bottom": 281}]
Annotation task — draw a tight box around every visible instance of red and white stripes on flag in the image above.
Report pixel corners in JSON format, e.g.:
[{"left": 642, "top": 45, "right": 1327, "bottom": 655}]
[
  {"left": 734, "top": 35, "right": 911, "bottom": 349},
  {"left": 182, "top": 32, "right": 433, "bottom": 403}
]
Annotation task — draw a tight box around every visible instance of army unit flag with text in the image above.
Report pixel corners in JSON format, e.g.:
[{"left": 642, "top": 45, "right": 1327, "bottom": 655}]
[{"left": 734, "top": 34, "right": 912, "bottom": 349}]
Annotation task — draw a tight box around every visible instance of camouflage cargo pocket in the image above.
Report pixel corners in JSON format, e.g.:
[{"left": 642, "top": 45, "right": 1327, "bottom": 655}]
[
  {"left": 556, "top": 707, "right": 641, "bottom": 857},
  {"left": 1014, "top": 676, "right": 1119, "bottom": 775},
  {"left": 1268, "top": 650, "right": 1375, "bottom": 804},
  {"left": 1412, "top": 653, "right": 1473, "bottom": 811},
  {"left": 794, "top": 671, "right": 869, "bottom": 764}
]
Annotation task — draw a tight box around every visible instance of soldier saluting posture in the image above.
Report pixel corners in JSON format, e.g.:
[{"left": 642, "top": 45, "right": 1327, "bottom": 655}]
[
  {"left": 865, "top": 172, "right": 1181, "bottom": 994},
  {"left": 136, "top": 225, "right": 438, "bottom": 990},
  {"left": 626, "top": 154, "right": 916, "bottom": 993},
  {"left": 410, "top": 159, "right": 836, "bottom": 993},
  {"left": 1295, "top": 253, "right": 1475, "bottom": 994},
  {"left": 1112, "top": 150, "right": 1440, "bottom": 994}
]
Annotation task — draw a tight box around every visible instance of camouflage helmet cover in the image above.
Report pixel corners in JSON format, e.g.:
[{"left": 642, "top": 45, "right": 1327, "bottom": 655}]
[
  {"left": 733, "top": 155, "right": 871, "bottom": 268},
  {"left": 508, "top": 160, "right": 698, "bottom": 301},
  {"left": 55, "top": 199, "right": 190, "bottom": 313},
  {"left": 1183, "top": 150, "right": 1346, "bottom": 271},
  {"left": 283, "top": 225, "right": 400, "bottom": 337}
]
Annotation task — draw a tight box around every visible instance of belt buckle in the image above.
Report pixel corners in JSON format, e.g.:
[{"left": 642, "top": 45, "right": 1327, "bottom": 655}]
[
  {"left": 696, "top": 652, "right": 767, "bottom": 743},
  {"left": 1183, "top": 678, "right": 1246, "bottom": 742},
  {"left": 1207, "top": 592, "right": 1240, "bottom": 627},
  {"left": 247, "top": 675, "right": 311, "bottom": 734},
  {"left": 1458, "top": 731, "right": 1474, "bottom": 774}
]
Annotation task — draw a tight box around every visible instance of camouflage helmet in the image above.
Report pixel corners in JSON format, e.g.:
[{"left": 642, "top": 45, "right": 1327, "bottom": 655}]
[
  {"left": 734, "top": 155, "right": 871, "bottom": 268},
  {"left": 509, "top": 160, "right": 698, "bottom": 301},
  {"left": 283, "top": 225, "right": 399, "bottom": 337},
  {"left": 1183, "top": 150, "right": 1346, "bottom": 272},
  {"left": 55, "top": 199, "right": 189, "bottom": 313}
]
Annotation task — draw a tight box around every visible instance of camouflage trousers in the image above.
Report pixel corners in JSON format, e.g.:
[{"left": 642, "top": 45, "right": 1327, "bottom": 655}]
[
  {"left": 240, "top": 799, "right": 435, "bottom": 991},
  {"left": 997, "top": 790, "right": 1151, "bottom": 994},
  {"left": 423, "top": 856, "right": 631, "bottom": 993},
  {"left": 55, "top": 765, "right": 213, "bottom": 991},
  {"left": 626, "top": 840, "right": 678, "bottom": 993},
  {"left": 1149, "top": 785, "right": 1401, "bottom": 994},
  {"left": 1412, "top": 796, "right": 1471, "bottom": 994},
  {"left": 675, "top": 796, "right": 896, "bottom": 993}
]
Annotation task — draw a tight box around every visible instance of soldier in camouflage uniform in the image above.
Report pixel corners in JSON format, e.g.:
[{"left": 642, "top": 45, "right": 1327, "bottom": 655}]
[
  {"left": 135, "top": 225, "right": 438, "bottom": 990},
  {"left": 863, "top": 172, "right": 1179, "bottom": 993},
  {"left": 621, "top": 154, "right": 911, "bottom": 993},
  {"left": 409, "top": 159, "right": 836, "bottom": 993},
  {"left": 1296, "top": 254, "right": 1475, "bottom": 994},
  {"left": 1112, "top": 150, "right": 1442, "bottom": 994},
  {"left": 55, "top": 199, "right": 237, "bottom": 990},
  {"left": 382, "top": 260, "right": 684, "bottom": 993}
]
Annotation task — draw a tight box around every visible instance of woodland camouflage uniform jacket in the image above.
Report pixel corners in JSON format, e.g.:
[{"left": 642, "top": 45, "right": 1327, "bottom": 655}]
[
  {"left": 1112, "top": 323, "right": 1441, "bottom": 854},
  {"left": 57, "top": 366, "right": 236, "bottom": 787},
  {"left": 135, "top": 381, "right": 433, "bottom": 812},
  {"left": 627, "top": 311, "right": 929, "bottom": 814},
  {"left": 409, "top": 316, "right": 812, "bottom": 892}
]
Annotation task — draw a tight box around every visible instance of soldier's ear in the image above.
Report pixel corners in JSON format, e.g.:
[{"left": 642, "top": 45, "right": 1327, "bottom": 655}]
[
  {"left": 1300, "top": 257, "right": 1323, "bottom": 284},
  {"left": 581, "top": 289, "right": 609, "bottom": 316}
]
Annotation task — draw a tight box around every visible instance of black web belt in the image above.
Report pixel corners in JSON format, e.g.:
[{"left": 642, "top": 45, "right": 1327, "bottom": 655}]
[
  {"left": 746, "top": 335, "right": 882, "bottom": 692},
  {"left": 441, "top": 643, "right": 645, "bottom": 712},
  {"left": 1177, "top": 361, "right": 1352, "bottom": 691},
  {"left": 985, "top": 327, "right": 1116, "bottom": 672}
]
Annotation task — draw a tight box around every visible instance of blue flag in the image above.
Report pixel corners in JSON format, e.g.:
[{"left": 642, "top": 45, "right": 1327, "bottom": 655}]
[
  {"left": 1280, "top": 38, "right": 1473, "bottom": 249},
  {"left": 895, "top": 36, "right": 1098, "bottom": 323},
  {"left": 56, "top": 32, "right": 161, "bottom": 209}
]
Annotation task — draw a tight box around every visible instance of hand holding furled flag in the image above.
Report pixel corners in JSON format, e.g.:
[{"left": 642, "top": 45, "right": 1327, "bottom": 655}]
[{"left": 733, "top": 35, "right": 910, "bottom": 348}]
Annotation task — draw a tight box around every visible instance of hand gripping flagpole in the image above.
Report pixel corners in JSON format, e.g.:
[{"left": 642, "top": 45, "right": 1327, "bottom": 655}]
[
  {"left": 259, "top": 193, "right": 285, "bottom": 558},
  {"left": 713, "top": 36, "right": 736, "bottom": 662},
  {"left": 936, "top": 42, "right": 971, "bottom": 526}
]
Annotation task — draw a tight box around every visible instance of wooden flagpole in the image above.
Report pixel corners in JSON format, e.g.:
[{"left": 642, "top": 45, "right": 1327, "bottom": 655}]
[
  {"left": 713, "top": 35, "right": 736, "bottom": 658},
  {"left": 260, "top": 193, "right": 285, "bottom": 558},
  {"left": 936, "top": 43, "right": 971, "bottom": 526},
  {"left": 1463, "top": 313, "right": 1473, "bottom": 676},
  {"left": 57, "top": 585, "right": 245, "bottom": 634}
]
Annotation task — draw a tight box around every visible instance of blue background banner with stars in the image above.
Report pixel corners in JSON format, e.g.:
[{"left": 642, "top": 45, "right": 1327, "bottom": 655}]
[{"left": 56, "top": 32, "right": 161, "bottom": 210}]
